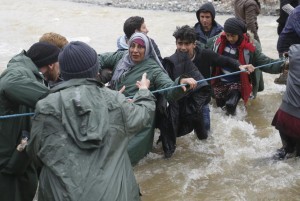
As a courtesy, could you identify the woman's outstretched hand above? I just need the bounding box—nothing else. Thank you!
[136,73,150,90]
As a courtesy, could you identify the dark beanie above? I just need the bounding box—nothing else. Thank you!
[59,41,99,81]
[26,42,60,68]
[196,2,216,21]
[224,17,247,36]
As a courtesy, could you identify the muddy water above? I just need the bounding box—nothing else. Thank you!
[1,0,299,200]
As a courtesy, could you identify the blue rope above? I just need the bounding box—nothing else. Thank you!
[0,112,35,119]
[127,59,285,98]
[0,59,285,119]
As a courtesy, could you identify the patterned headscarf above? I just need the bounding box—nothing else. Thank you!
[110,32,165,88]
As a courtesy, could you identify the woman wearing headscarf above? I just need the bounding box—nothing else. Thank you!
[272,44,300,160]
[98,32,197,165]
[207,17,284,115]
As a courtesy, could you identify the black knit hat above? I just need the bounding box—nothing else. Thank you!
[196,2,216,21]
[59,41,99,81]
[26,42,60,68]
[224,17,247,36]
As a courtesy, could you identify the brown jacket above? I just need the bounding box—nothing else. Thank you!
[234,0,261,43]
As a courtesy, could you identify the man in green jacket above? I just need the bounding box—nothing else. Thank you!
[0,42,60,201]
[27,41,156,201]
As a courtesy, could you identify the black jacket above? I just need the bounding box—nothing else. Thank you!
[156,51,210,143]
[193,44,240,80]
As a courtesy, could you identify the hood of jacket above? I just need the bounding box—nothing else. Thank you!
[196,2,216,22]
[3,50,44,81]
[37,79,109,149]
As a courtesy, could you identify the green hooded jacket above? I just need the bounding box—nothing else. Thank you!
[0,51,48,201]
[27,79,156,201]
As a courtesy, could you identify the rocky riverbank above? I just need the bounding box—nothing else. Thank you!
[68,0,280,15]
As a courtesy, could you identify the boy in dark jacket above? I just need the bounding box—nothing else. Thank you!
[194,2,223,47]
[158,25,254,158]
[117,16,162,61]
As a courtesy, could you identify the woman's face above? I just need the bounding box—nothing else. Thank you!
[225,33,239,45]
[129,41,146,64]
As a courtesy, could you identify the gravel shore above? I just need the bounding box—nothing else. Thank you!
[69,0,280,15]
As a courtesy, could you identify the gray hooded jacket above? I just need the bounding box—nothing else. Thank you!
[280,44,300,118]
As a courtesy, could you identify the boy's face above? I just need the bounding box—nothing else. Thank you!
[137,22,149,35]
[199,12,213,30]
[176,39,196,59]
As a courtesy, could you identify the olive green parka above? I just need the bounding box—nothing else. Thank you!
[27,79,156,201]
[0,51,49,201]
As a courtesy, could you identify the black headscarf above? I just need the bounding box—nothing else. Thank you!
[224,17,248,45]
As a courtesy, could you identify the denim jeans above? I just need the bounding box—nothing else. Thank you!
[202,104,210,132]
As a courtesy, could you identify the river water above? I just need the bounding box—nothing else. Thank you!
[1,0,299,200]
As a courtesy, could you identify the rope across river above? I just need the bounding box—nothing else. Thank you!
[0,59,285,119]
